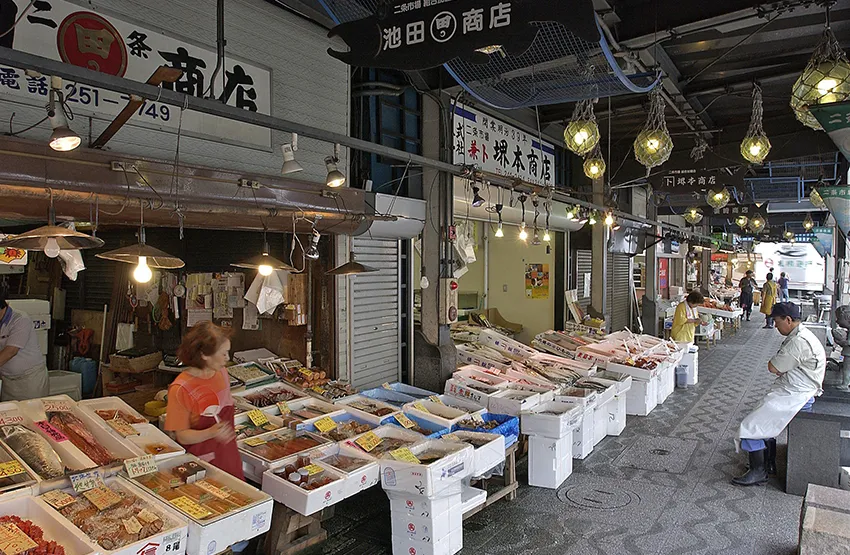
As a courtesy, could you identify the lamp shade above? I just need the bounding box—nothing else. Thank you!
[790,28,850,131]
[232,253,295,272]
[327,252,378,275]
[0,225,103,251]
[564,99,600,156]
[97,243,185,269]
[583,148,606,179]
[683,208,703,225]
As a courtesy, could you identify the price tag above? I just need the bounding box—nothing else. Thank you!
[41,399,73,413]
[313,417,337,434]
[311,386,326,394]
[382,382,392,390]
[123,516,143,535]
[394,414,416,429]
[41,490,76,510]
[0,461,25,479]
[276,401,291,415]
[301,464,324,476]
[70,470,101,493]
[0,523,38,555]
[243,437,267,447]
[412,402,429,414]
[137,509,160,524]
[428,396,444,405]
[0,412,24,426]
[124,455,158,479]
[35,420,68,443]
[170,495,213,520]
[83,486,122,511]
[107,418,140,437]
[354,431,382,453]
[299,368,314,378]
[194,480,230,499]
[247,409,269,427]
[390,447,420,464]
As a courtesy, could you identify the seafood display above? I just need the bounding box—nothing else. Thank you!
[234,421,280,440]
[274,455,338,490]
[319,420,372,442]
[53,483,176,550]
[318,453,372,473]
[291,407,329,420]
[274,364,330,390]
[311,381,358,401]
[94,409,147,424]
[144,443,182,456]
[358,437,417,458]
[240,431,323,462]
[457,418,499,431]
[134,471,253,520]
[241,386,302,408]
[227,363,273,385]
[343,400,394,417]
[0,425,64,479]
[0,515,66,555]
[444,434,492,448]
[46,412,117,466]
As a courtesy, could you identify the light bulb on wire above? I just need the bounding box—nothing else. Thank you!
[604,212,615,227]
[43,237,61,258]
[495,223,504,238]
[519,223,528,242]
[543,229,551,242]
[133,256,153,283]
[258,263,274,277]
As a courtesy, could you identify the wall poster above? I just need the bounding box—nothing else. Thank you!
[525,263,549,299]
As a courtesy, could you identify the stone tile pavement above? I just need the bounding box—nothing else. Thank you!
[319,318,808,555]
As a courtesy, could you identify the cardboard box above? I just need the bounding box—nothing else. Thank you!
[380,440,473,497]
[528,435,572,489]
[520,401,583,439]
[626,376,658,417]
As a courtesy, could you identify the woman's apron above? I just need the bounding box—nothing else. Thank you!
[1,362,49,401]
[761,283,777,315]
[184,403,244,479]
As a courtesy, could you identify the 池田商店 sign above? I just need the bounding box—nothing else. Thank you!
[0,0,271,148]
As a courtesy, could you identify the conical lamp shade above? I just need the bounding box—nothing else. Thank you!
[819,186,850,239]
[327,252,378,275]
[232,253,295,272]
[97,243,185,269]
[0,225,104,251]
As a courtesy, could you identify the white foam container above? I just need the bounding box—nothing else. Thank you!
[266,396,345,425]
[334,395,400,427]
[433,396,487,419]
[261,460,346,516]
[403,400,468,429]
[237,428,330,477]
[607,360,659,381]
[593,371,634,395]
[520,401,583,439]
[0,495,97,555]
[78,397,149,429]
[555,388,598,410]
[391,504,463,544]
[313,443,380,498]
[453,367,510,389]
[443,379,501,408]
[123,424,186,461]
[487,389,541,416]
[477,328,538,360]
[131,454,273,555]
[460,485,487,514]
[391,526,462,555]
[528,435,572,489]
[626,376,659,416]
[233,411,288,440]
[41,475,190,555]
[386,491,462,517]
[233,381,310,411]
[439,431,505,476]
[571,404,595,459]
[592,400,611,445]
[343,425,425,459]
[607,395,628,436]
[380,440,473,498]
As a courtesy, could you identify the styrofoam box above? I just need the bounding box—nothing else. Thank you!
[555,388,598,410]
[606,395,627,436]
[570,404,595,460]
[454,367,510,389]
[386,491,462,517]
[520,401,582,439]
[78,399,183,461]
[840,467,850,490]
[313,443,380,498]
[262,460,346,516]
[335,395,400,427]
[403,400,468,429]
[434,395,486,418]
[656,364,674,405]
[503,382,555,404]
[626,376,658,417]
[460,485,487,514]
[123,424,186,461]
[439,431,505,477]
[233,410,288,438]
[78,397,148,430]
[593,371,634,395]
[606,360,658,381]
[132,454,273,555]
[477,328,538,361]
[233,382,311,411]
[284,397,346,426]
[391,504,463,544]
[41,475,190,555]
[380,440,473,498]
[35,330,48,355]
[344,425,425,459]
[0,495,96,555]
[47,371,80,401]
[391,526,462,555]
[8,300,50,331]
[592,400,610,446]
[19,395,136,469]
[455,346,511,372]
[487,388,540,416]
[300,412,376,440]
[237,428,330,477]
[443,379,501,408]
[528,435,572,489]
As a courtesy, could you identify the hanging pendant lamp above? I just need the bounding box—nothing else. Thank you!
[749,213,767,234]
[706,187,731,210]
[583,145,606,179]
[683,207,703,225]
[735,215,749,230]
[327,251,378,275]
[634,88,673,172]
[810,187,826,208]
[0,191,103,257]
[803,213,815,231]
[232,229,295,275]
[741,84,772,164]
[790,4,850,130]
[564,99,600,156]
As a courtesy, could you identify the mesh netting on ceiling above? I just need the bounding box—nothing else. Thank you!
[317,1,660,109]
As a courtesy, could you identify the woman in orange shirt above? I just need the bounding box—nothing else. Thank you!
[164,321,244,479]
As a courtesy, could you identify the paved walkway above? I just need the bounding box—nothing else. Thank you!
[322,318,806,555]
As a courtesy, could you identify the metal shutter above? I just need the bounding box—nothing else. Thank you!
[575,249,593,312]
[606,253,632,332]
[350,237,401,390]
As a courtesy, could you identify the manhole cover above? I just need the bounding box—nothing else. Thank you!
[613,436,698,474]
[651,449,671,456]
[558,485,638,509]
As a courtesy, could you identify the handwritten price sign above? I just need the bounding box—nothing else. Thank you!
[41,399,73,413]
[0,523,38,555]
[124,455,158,479]
[246,409,269,427]
[41,490,76,510]
[313,417,337,434]
[354,431,382,453]
[390,447,420,464]
[35,420,68,443]
[394,414,416,429]
[170,495,213,520]
[70,470,101,493]
[0,461,26,479]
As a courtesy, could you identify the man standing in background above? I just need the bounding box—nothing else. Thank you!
[778,272,790,302]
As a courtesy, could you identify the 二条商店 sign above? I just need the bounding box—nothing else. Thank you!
[0,0,271,148]
[452,102,555,187]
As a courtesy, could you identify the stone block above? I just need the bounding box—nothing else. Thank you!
[800,506,850,554]
[805,484,850,515]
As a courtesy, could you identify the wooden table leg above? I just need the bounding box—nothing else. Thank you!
[264,502,327,555]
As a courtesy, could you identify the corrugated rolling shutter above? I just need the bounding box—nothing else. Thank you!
[575,250,592,312]
[606,253,632,332]
[350,237,401,390]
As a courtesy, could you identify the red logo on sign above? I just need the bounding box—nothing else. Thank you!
[136,542,159,555]
[409,548,416,555]
[324,491,332,501]
[57,12,128,76]
[360,475,367,484]
[406,500,414,509]
[407,523,415,533]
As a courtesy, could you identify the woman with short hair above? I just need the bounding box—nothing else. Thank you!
[761,273,778,329]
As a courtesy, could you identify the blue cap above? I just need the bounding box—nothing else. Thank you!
[770,302,801,320]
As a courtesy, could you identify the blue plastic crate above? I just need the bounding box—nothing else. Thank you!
[358,383,439,408]
[451,412,519,448]
[385,412,448,439]
[298,411,380,433]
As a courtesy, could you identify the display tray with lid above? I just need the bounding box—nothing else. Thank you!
[520,401,583,439]
[19,395,136,470]
[313,443,380,498]
[300,412,376,442]
[78,397,149,429]
[438,431,505,477]
[343,425,424,459]
[379,439,473,498]
[402,400,468,429]
[233,381,310,411]
[237,428,329,477]
[443,378,501,408]
[39,474,189,555]
[127,454,272,555]
[260,452,348,516]
[226,362,277,389]
[487,388,541,416]
[0,494,98,555]
[334,395,400,427]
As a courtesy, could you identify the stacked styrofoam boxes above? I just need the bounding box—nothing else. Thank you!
[593,372,633,436]
[679,345,699,385]
[382,440,474,555]
[606,361,659,417]
[520,401,583,488]
[554,389,597,459]
[575,378,617,446]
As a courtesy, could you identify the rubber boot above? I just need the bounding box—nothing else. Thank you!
[732,449,768,486]
[765,439,777,475]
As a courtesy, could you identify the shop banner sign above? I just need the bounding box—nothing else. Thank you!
[327,0,598,71]
[525,263,549,299]
[0,0,271,148]
[653,168,744,193]
[452,102,555,187]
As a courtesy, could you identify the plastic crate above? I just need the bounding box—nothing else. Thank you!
[451,412,519,448]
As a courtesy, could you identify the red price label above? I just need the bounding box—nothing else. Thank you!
[35,420,68,443]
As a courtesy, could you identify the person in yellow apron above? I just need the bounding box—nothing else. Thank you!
[671,291,705,345]
[0,292,49,401]
[761,273,778,329]
[733,303,826,486]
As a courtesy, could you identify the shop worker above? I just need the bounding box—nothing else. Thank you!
[0,291,49,401]
[671,291,705,345]
[761,272,778,329]
[733,302,825,486]
[739,270,757,321]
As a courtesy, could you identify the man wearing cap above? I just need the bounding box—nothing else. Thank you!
[0,291,49,401]
[733,302,826,486]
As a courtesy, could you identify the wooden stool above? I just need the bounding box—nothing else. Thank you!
[264,503,329,555]
[463,443,519,520]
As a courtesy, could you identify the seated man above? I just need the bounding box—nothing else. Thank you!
[733,302,826,486]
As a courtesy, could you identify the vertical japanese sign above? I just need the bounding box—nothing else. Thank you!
[525,263,549,299]
[452,102,555,187]
[0,0,271,148]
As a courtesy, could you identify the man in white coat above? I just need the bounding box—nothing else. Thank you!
[733,302,826,486]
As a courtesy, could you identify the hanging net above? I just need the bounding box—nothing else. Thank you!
[790,26,850,131]
[634,88,673,171]
[316,1,660,109]
[741,84,771,164]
